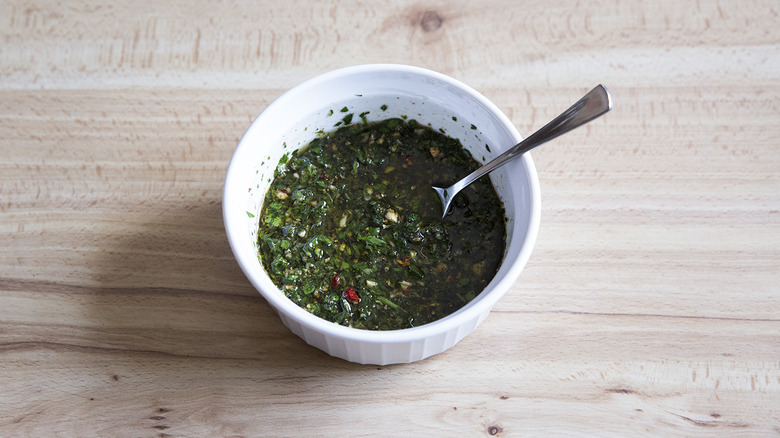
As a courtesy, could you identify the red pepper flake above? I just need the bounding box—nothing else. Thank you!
[402,289,413,295]
[343,287,360,304]
[331,274,341,289]
[396,256,411,267]
[318,172,327,180]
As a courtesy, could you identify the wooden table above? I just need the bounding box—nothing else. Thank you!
[2,1,778,436]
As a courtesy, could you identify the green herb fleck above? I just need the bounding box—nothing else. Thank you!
[470,124,477,130]
[246,211,255,218]
[377,296,400,310]
[340,106,349,113]
[358,236,387,246]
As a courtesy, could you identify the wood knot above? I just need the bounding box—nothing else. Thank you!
[488,425,503,435]
[420,11,443,32]
[606,388,635,394]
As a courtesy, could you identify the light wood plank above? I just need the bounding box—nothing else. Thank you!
[1,0,778,436]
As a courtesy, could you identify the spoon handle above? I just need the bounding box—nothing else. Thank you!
[450,85,613,193]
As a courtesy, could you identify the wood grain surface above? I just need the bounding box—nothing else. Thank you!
[1,0,779,436]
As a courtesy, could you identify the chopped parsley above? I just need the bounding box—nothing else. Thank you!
[257,117,505,330]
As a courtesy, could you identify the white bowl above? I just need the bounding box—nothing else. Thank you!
[223,64,540,365]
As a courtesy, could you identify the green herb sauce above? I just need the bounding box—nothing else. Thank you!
[257,117,506,330]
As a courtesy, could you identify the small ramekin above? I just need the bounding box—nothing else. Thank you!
[223,64,540,365]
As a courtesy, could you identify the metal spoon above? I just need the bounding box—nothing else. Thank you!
[433,84,613,217]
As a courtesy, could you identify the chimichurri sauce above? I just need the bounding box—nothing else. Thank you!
[257,117,506,330]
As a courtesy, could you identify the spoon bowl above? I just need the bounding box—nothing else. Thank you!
[434,85,613,217]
